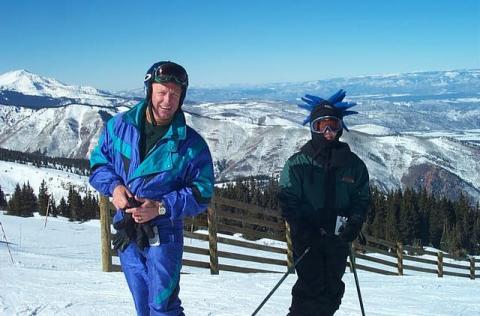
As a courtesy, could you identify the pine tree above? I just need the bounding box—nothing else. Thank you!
[417,188,432,245]
[384,189,402,242]
[49,196,58,217]
[472,205,480,254]
[67,186,82,221]
[428,196,444,249]
[369,187,387,239]
[456,194,474,254]
[20,182,37,217]
[58,197,69,218]
[38,179,50,216]
[81,190,99,221]
[7,184,22,216]
[398,188,421,245]
[0,185,7,209]
[92,194,100,219]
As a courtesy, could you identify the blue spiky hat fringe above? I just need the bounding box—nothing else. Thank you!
[298,89,358,131]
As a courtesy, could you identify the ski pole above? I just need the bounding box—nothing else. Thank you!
[0,220,14,264]
[251,246,310,316]
[349,248,365,316]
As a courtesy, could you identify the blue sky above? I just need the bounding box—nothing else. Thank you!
[1,0,479,91]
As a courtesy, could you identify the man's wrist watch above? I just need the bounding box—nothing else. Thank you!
[157,202,166,216]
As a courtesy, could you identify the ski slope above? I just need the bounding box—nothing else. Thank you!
[1,212,479,315]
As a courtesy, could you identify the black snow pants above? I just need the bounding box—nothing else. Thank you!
[288,234,350,316]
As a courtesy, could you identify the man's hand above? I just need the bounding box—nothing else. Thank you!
[112,185,134,210]
[125,197,162,224]
[339,217,363,243]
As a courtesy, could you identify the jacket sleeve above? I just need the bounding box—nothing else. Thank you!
[347,159,370,224]
[88,120,124,197]
[161,139,215,220]
[278,155,303,222]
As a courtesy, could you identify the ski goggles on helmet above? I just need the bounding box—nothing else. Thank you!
[152,62,188,87]
[310,116,343,134]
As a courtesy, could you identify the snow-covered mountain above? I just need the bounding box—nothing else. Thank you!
[186,102,480,202]
[182,69,480,102]
[0,69,479,202]
[0,104,110,158]
[0,69,137,108]
[123,69,480,132]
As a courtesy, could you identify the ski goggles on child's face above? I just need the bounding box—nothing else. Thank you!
[310,116,343,134]
[153,63,188,87]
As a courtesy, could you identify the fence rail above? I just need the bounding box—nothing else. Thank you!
[99,196,478,280]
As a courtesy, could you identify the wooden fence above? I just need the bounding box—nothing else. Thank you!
[99,196,479,279]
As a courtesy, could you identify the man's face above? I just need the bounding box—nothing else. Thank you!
[150,82,182,124]
[323,129,338,141]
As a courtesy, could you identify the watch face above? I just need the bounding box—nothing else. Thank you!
[158,204,166,215]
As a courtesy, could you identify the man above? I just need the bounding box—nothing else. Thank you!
[89,61,214,316]
[278,90,370,316]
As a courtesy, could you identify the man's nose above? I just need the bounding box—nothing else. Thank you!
[164,92,175,104]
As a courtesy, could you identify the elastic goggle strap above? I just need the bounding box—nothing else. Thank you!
[310,116,342,134]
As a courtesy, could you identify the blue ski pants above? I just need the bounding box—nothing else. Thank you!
[118,228,184,316]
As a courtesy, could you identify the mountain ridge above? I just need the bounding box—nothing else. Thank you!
[0,69,479,202]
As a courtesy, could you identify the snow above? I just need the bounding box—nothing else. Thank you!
[0,160,90,202]
[349,124,394,135]
[0,70,101,100]
[1,212,479,316]
[0,70,136,108]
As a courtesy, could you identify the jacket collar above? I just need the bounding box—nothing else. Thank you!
[123,100,187,140]
[301,140,353,168]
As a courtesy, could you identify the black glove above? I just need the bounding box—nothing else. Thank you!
[112,228,131,252]
[338,217,363,243]
[135,223,156,250]
[112,212,135,252]
[142,223,155,239]
[289,220,327,249]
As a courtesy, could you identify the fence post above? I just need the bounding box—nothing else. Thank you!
[470,257,475,280]
[207,205,219,275]
[100,195,112,272]
[285,221,294,272]
[437,251,443,278]
[396,242,403,276]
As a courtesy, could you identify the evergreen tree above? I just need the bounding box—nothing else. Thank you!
[472,205,480,254]
[49,196,58,217]
[398,188,421,245]
[7,184,22,216]
[38,179,50,216]
[384,189,401,242]
[428,198,444,248]
[80,190,99,221]
[0,185,7,209]
[21,182,37,217]
[92,194,100,219]
[456,194,474,254]
[58,197,69,218]
[369,187,387,239]
[67,186,82,221]
[417,188,432,245]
